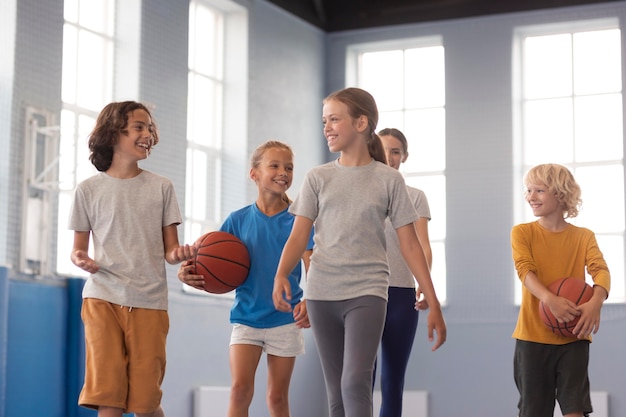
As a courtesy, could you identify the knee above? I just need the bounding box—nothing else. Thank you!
[266,389,289,412]
[230,382,254,406]
[135,406,164,417]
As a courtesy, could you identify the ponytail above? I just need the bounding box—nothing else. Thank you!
[368,132,387,164]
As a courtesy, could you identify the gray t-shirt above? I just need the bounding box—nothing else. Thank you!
[290,159,418,301]
[384,186,431,288]
[68,170,182,310]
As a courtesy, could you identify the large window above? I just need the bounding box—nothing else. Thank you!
[184,0,248,296]
[185,0,225,242]
[56,0,115,276]
[348,38,447,303]
[514,19,625,303]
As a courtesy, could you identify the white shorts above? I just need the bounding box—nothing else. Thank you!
[230,323,305,357]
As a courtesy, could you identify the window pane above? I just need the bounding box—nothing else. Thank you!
[404,46,445,108]
[189,74,219,147]
[523,98,573,164]
[574,94,623,162]
[77,115,96,180]
[57,193,82,276]
[518,24,624,304]
[403,108,445,172]
[574,165,625,233]
[79,0,112,34]
[361,50,404,111]
[193,4,218,76]
[573,29,622,95]
[77,30,112,110]
[190,149,208,220]
[64,0,78,23]
[59,110,76,190]
[62,25,78,104]
[378,111,404,133]
[524,34,572,99]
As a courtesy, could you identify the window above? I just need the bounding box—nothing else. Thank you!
[514,19,625,303]
[184,0,248,296]
[56,0,115,276]
[348,38,447,303]
[186,0,225,242]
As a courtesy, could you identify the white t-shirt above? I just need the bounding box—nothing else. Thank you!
[68,170,182,310]
[289,159,418,301]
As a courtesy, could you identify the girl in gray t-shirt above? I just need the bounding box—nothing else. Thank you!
[272,88,447,417]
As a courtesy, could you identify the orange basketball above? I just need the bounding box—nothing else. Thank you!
[192,231,250,294]
[539,277,593,338]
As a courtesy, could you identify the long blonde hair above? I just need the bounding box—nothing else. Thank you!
[323,87,386,164]
[250,140,294,204]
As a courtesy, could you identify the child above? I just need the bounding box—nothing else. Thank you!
[376,127,432,417]
[511,163,610,417]
[69,101,196,417]
[178,140,314,417]
[272,87,446,417]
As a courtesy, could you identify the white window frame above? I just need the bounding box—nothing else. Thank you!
[513,18,625,304]
[184,0,248,297]
[347,37,448,304]
[56,0,116,277]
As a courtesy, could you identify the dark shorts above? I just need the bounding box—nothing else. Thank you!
[514,339,591,417]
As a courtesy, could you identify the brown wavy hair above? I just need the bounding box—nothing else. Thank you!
[88,101,159,172]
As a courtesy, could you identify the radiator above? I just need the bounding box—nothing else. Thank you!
[373,390,428,417]
[194,386,230,417]
[195,387,428,417]
[554,391,608,417]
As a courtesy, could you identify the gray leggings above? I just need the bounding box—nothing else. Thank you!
[308,296,387,417]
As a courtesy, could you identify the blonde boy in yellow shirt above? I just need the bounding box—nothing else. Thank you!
[511,163,610,417]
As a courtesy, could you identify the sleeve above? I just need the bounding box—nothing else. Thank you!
[413,188,431,220]
[68,185,91,232]
[162,180,182,227]
[388,173,419,230]
[586,232,611,295]
[289,171,319,221]
[511,224,536,283]
[219,215,235,235]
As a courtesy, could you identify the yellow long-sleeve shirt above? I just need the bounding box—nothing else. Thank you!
[511,221,610,345]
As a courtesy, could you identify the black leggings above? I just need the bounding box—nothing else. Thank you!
[308,296,387,417]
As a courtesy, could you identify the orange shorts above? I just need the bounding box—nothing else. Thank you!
[79,298,169,413]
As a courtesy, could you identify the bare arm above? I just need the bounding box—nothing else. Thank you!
[70,231,99,274]
[415,217,432,270]
[163,224,197,265]
[273,216,314,312]
[414,217,432,309]
[396,223,446,351]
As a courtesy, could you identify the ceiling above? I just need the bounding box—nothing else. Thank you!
[266,0,622,32]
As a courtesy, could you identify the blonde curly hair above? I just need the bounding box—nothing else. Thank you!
[524,163,582,219]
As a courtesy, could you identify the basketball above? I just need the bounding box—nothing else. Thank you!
[192,231,250,294]
[539,277,594,338]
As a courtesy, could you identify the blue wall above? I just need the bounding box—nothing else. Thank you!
[0,268,95,417]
